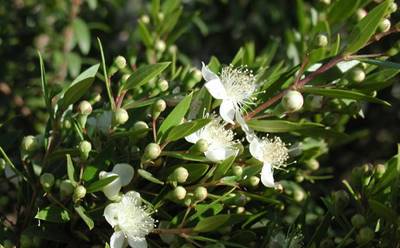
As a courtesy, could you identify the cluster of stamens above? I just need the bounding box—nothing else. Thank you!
[259,136,289,168]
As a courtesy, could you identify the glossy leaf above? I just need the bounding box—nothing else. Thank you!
[74,205,94,230]
[138,169,164,185]
[213,155,236,180]
[122,62,170,90]
[165,119,210,142]
[86,175,118,193]
[35,206,70,223]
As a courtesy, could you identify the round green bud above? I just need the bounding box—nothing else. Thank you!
[168,45,177,54]
[389,2,398,13]
[375,163,386,177]
[20,234,31,248]
[144,143,161,160]
[236,206,245,214]
[293,189,305,202]
[192,69,202,82]
[132,121,149,139]
[195,139,208,153]
[356,9,367,21]
[282,90,304,112]
[0,158,6,172]
[40,173,55,191]
[79,140,92,158]
[351,214,366,229]
[113,108,129,125]
[170,167,189,183]
[295,172,304,183]
[319,0,331,5]
[78,100,92,115]
[157,79,169,92]
[232,165,243,177]
[350,68,365,83]
[379,18,391,33]
[315,34,328,47]
[21,135,38,152]
[275,182,284,193]
[114,55,127,69]
[386,47,399,56]
[140,15,150,24]
[361,163,373,176]
[356,227,374,244]
[248,176,260,187]
[157,12,165,21]
[93,93,101,102]
[305,158,320,171]
[60,180,74,197]
[155,40,166,52]
[73,185,86,202]
[153,99,167,113]
[333,190,349,209]
[172,186,186,200]
[62,119,72,129]
[194,186,208,201]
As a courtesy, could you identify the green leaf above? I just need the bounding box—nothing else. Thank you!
[359,58,400,69]
[345,0,391,54]
[161,151,208,162]
[138,20,153,48]
[368,199,397,224]
[157,93,193,141]
[355,68,400,90]
[165,119,210,142]
[247,120,324,133]
[213,155,236,180]
[97,38,115,109]
[35,206,70,223]
[38,52,51,118]
[67,52,82,78]
[73,18,91,55]
[66,154,77,186]
[86,176,118,193]
[328,0,360,25]
[372,155,399,194]
[302,87,390,106]
[138,169,164,185]
[194,214,247,232]
[122,62,170,90]
[57,64,100,111]
[74,205,94,230]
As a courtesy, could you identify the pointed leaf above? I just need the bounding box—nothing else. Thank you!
[122,62,170,90]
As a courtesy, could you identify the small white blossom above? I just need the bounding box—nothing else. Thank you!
[99,163,134,201]
[201,62,257,124]
[185,116,238,162]
[249,136,289,187]
[104,191,155,248]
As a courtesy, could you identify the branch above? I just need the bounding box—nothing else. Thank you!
[152,228,193,234]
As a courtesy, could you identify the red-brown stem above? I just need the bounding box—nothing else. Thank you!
[245,91,287,120]
[152,118,157,142]
[115,90,127,109]
[294,56,309,87]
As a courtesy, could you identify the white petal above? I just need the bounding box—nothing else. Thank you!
[235,111,252,134]
[102,172,122,201]
[261,162,275,188]
[205,78,227,100]
[185,130,201,144]
[201,62,219,81]
[249,139,264,162]
[110,231,127,248]
[219,100,236,124]
[127,236,147,248]
[205,147,236,162]
[112,163,134,186]
[121,191,142,206]
[104,203,120,227]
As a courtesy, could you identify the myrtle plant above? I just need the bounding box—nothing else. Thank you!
[1,0,400,248]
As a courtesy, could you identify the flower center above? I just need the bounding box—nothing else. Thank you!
[201,118,236,148]
[118,203,155,238]
[260,137,289,168]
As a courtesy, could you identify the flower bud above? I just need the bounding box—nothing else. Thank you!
[157,79,169,92]
[305,158,320,171]
[144,143,161,160]
[93,93,102,102]
[192,69,202,82]
[350,68,365,83]
[232,165,243,177]
[319,0,330,4]
[155,40,166,52]
[315,34,328,47]
[295,172,304,183]
[152,99,166,119]
[282,90,304,112]
[113,108,129,125]
[157,12,165,21]
[73,185,86,203]
[60,180,74,198]
[356,9,367,21]
[168,45,177,54]
[21,135,38,152]
[374,163,386,177]
[114,55,127,70]
[132,121,149,139]
[351,214,366,229]
[0,158,6,173]
[379,18,391,33]
[293,189,305,202]
[40,173,55,191]
[140,15,150,24]
[194,139,208,153]
[172,186,186,200]
[247,176,260,187]
[78,100,92,115]
[62,119,72,129]
[356,227,374,244]
[79,140,92,160]
[389,2,398,13]
[194,186,208,201]
[169,167,189,183]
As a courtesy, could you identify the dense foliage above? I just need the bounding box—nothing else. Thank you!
[1,0,400,247]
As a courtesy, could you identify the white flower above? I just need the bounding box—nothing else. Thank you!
[201,62,257,124]
[249,136,289,187]
[99,163,134,201]
[185,117,238,162]
[104,191,155,248]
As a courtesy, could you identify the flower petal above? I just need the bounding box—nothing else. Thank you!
[201,62,219,81]
[185,130,201,144]
[205,147,236,162]
[205,78,227,100]
[219,100,236,124]
[127,236,147,248]
[101,172,122,201]
[249,138,264,162]
[104,203,120,227]
[112,163,134,186]
[121,191,142,206]
[261,162,275,188]
[235,111,255,142]
[110,231,127,248]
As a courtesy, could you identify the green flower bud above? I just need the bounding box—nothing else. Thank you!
[305,158,320,171]
[172,186,186,200]
[78,100,92,115]
[232,165,243,177]
[73,185,86,203]
[0,158,6,173]
[389,2,398,13]
[351,214,366,229]
[282,90,304,112]
[356,9,367,21]
[356,227,374,244]
[293,189,305,202]
[152,99,166,119]
[60,180,74,198]
[379,18,391,33]
[361,163,373,176]
[295,172,304,183]
[319,0,330,5]
[375,163,386,177]
[149,88,161,98]
[194,139,208,153]
[93,93,102,102]
[79,140,92,160]
[144,143,161,160]
[194,186,208,201]
[350,68,365,83]
[155,40,166,52]
[168,45,177,54]
[140,15,150,24]
[114,55,127,69]
[40,173,55,191]
[157,12,165,21]
[192,69,202,82]
[21,135,38,152]
[247,176,260,187]
[169,167,189,183]
[315,34,328,47]
[275,182,284,193]
[62,119,72,129]
[236,206,245,214]
[157,79,169,92]
[113,108,129,125]
[132,121,149,139]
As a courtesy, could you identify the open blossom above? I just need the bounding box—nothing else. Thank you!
[201,62,257,124]
[104,191,155,248]
[99,163,134,201]
[185,117,238,162]
[249,136,289,187]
